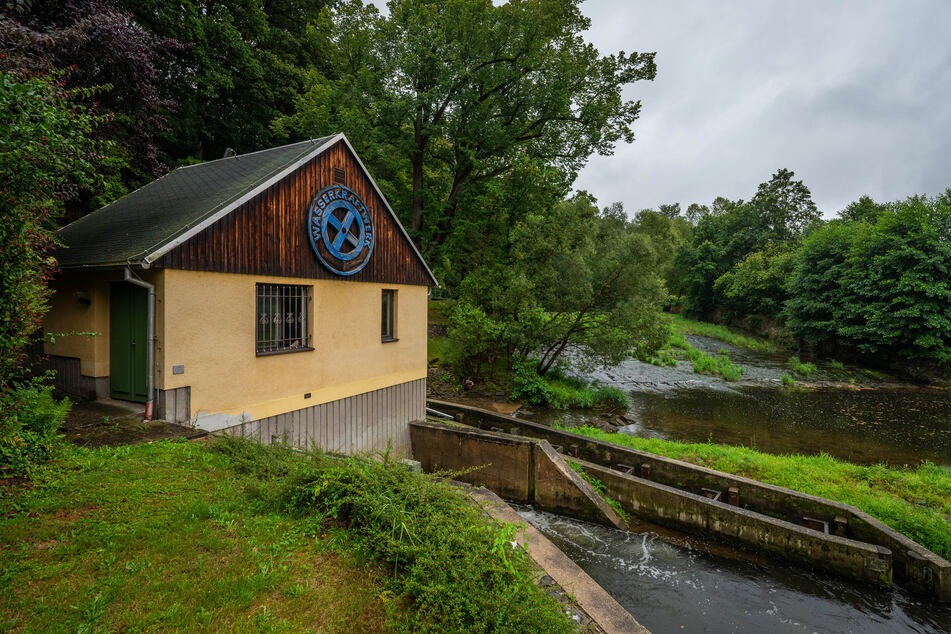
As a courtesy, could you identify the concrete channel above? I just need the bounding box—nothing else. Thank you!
[424,399,951,601]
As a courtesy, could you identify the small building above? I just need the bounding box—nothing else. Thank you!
[42,134,437,455]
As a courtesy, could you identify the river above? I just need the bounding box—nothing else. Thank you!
[526,335,951,466]
[515,505,951,633]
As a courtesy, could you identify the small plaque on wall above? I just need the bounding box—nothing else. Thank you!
[172,365,185,375]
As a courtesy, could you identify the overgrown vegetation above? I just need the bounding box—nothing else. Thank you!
[0,384,70,477]
[565,426,951,561]
[669,314,775,352]
[211,436,575,633]
[787,356,818,378]
[668,334,744,381]
[567,461,628,521]
[510,358,630,410]
[1,438,575,632]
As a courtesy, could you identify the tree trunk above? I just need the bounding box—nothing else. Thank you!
[411,116,425,232]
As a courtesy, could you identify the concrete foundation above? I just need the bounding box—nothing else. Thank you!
[409,421,626,530]
[429,399,951,600]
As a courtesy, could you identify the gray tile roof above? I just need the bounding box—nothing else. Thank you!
[55,136,336,268]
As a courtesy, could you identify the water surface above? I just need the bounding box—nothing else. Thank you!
[516,506,951,634]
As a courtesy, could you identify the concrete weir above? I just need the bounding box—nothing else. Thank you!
[409,421,626,530]
[426,399,951,601]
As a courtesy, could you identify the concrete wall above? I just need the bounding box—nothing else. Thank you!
[161,269,428,429]
[429,399,951,601]
[409,421,626,530]
[574,457,892,587]
[222,378,426,457]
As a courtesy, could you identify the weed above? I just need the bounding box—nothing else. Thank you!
[669,314,775,352]
[788,356,818,377]
[829,360,845,370]
[780,374,795,387]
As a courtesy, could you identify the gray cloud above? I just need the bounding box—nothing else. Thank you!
[369,0,950,216]
[575,0,951,216]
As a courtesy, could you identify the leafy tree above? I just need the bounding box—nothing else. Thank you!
[839,194,884,223]
[120,0,332,162]
[0,72,105,394]
[784,220,854,345]
[713,245,795,318]
[9,0,180,213]
[837,193,951,362]
[750,168,821,242]
[451,195,668,377]
[631,207,692,298]
[277,0,657,266]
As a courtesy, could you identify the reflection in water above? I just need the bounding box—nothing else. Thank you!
[515,506,951,634]
[533,336,951,466]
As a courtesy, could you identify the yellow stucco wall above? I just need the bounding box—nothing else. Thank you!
[43,270,162,377]
[160,269,428,425]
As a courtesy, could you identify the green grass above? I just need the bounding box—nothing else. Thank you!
[788,356,818,377]
[563,426,951,561]
[0,440,394,632]
[0,439,574,633]
[829,360,845,370]
[780,373,796,387]
[669,333,744,381]
[669,314,775,352]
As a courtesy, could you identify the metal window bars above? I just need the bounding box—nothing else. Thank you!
[255,283,310,354]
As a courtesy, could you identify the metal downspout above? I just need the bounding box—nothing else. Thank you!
[124,268,155,422]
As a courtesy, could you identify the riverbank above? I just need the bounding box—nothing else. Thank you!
[564,425,951,561]
[0,439,575,632]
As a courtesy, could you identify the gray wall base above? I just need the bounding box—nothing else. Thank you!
[220,378,426,457]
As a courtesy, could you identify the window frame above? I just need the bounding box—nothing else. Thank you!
[255,283,314,356]
[381,289,397,342]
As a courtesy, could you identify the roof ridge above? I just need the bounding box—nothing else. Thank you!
[176,137,331,171]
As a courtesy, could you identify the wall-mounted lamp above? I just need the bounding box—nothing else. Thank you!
[74,291,91,306]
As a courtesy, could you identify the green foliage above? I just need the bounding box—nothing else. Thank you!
[787,356,817,377]
[667,332,744,381]
[510,358,556,406]
[669,314,774,351]
[675,169,818,317]
[510,358,629,410]
[713,245,795,318]
[787,192,951,365]
[453,195,669,380]
[567,461,628,520]
[222,442,575,633]
[565,426,951,561]
[0,383,70,477]
[0,72,104,393]
[829,360,845,370]
[779,373,795,387]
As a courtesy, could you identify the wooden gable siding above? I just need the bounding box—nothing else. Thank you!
[157,141,433,286]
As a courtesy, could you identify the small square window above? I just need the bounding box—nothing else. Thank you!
[256,283,311,355]
[381,289,397,341]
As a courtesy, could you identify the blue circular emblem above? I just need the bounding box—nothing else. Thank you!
[308,185,375,275]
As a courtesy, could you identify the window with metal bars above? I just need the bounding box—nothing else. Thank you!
[255,284,311,355]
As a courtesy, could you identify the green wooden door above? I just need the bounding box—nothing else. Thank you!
[110,283,148,402]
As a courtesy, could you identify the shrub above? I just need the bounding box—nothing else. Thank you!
[780,373,795,387]
[592,386,630,410]
[829,360,845,370]
[289,450,572,632]
[788,356,817,377]
[0,383,70,477]
[510,358,555,406]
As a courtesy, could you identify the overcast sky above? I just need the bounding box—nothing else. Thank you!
[372,1,951,217]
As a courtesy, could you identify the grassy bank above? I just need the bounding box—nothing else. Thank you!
[0,439,574,632]
[669,314,775,352]
[564,426,951,560]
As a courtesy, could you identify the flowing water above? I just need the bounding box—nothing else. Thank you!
[515,506,951,634]
[526,336,951,466]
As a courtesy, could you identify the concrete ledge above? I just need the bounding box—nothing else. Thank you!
[409,420,626,530]
[470,487,649,634]
[428,399,951,600]
[573,457,893,587]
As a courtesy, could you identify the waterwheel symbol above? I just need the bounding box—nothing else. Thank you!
[323,205,365,261]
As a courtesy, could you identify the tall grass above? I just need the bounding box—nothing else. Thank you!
[212,437,575,633]
[563,426,951,561]
[788,356,818,377]
[669,314,775,352]
[669,333,744,381]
